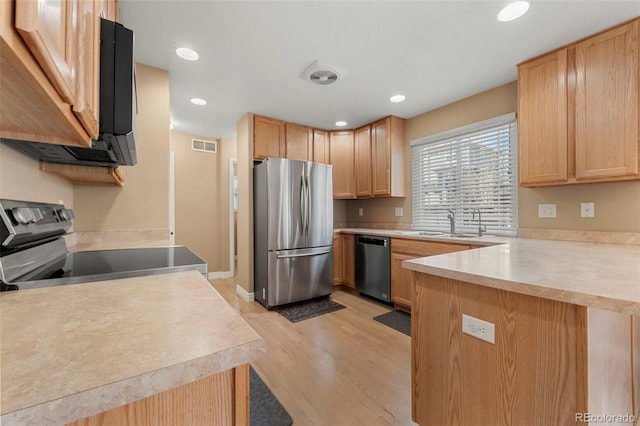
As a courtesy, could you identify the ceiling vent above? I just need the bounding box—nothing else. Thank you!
[301,60,342,85]
[191,138,217,154]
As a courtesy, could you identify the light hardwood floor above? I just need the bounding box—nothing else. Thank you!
[209,277,414,426]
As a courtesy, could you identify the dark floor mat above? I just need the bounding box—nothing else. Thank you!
[373,310,411,336]
[250,366,293,426]
[274,297,346,323]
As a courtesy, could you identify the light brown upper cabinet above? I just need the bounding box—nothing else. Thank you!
[285,122,313,161]
[0,0,102,146]
[371,116,406,197]
[73,0,100,139]
[518,50,568,184]
[518,18,639,187]
[15,0,101,140]
[97,0,119,21]
[575,21,638,180]
[355,125,372,197]
[329,130,356,199]
[312,129,330,164]
[15,0,79,106]
[254,115,285,160]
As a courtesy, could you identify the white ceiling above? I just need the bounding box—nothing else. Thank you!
[119,1,640,140]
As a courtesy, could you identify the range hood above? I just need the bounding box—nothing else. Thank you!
[1,18,137,168]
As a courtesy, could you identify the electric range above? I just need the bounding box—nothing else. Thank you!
[0,199,207,291]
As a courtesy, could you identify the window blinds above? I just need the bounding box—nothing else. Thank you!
[411,113,518,236]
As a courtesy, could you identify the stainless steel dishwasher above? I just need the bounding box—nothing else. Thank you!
[355,234,391,303]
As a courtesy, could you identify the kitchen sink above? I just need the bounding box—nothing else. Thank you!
[395,230,483,238]
[396,230,445,236]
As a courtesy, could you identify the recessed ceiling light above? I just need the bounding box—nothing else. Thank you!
[176,47,199,61]
[497,1,530,22]
[389,94,406,103]
[335,121,348,127]
[190,98,207,106]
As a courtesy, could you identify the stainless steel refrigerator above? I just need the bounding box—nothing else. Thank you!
[254,158,334,308]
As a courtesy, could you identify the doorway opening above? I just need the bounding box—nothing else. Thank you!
[229,157,238,276]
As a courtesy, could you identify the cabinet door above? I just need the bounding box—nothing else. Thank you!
[517,50,568,185]
[390,238,473,311]
[73,0,99,139]
[575,20,639,180]
[313,129,330,164]
[355,125,372,197]
[371,116,405,197]
[15,0,78,105]
[391,252,414,308]
[342,234,355,288]
[285,123,313,161]
[254,115,285,160]
[371,117,391,196]
[329,131,356,199]
[333,235,343,285]
[97,0,119,22]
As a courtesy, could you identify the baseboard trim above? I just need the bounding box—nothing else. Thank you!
[236,285,255,302]
[208,271,234,279]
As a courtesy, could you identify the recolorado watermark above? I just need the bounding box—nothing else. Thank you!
[575,413,637,423]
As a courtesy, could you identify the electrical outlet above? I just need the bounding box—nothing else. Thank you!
[538,204,557,218]
[395,207,403,217]
[358,208,364,217]
[462,314,495,344]
[580,202,595,218]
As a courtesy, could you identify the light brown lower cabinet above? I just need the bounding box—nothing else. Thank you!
[68,364,249,426]
[412,274,639,426]
[333,234,343,286]
[391,238,474,311]
[333,233,354,288]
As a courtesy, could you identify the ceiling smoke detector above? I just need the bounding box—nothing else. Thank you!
[301,60,342,86]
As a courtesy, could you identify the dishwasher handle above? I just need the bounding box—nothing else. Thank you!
[355,235,388,247]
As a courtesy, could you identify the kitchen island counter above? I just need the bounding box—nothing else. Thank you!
[0,270,265,425]
[402,236,639,424]
[402,236,640,315]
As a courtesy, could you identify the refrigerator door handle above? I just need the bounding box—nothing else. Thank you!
[304,175,310,234]
[299,175,306,234]
[276,248,331,259]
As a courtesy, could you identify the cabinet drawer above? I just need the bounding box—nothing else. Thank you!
[391,238,472,257]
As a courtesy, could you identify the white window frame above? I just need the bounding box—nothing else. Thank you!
[410,113,518,236]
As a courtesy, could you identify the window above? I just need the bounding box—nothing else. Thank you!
[411,113,518,236]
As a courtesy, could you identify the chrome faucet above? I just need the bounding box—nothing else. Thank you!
[472,208,486,236]
[446,209,456,234]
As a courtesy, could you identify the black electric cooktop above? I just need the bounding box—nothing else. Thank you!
[11,246,208,290]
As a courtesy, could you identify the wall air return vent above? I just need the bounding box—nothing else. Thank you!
[300,60,343,86]
[191,138,218,153]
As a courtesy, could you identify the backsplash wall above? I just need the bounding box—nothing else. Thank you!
[73,63,171,235]
[0,144,74,207]
[345,80,640,233]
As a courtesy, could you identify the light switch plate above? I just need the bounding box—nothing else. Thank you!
[395,207,403,217]
[358,208,364,217]
[580,202,595,218]
[538,204,557,218]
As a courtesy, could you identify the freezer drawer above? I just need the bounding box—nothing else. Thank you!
[255,246,333,308]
